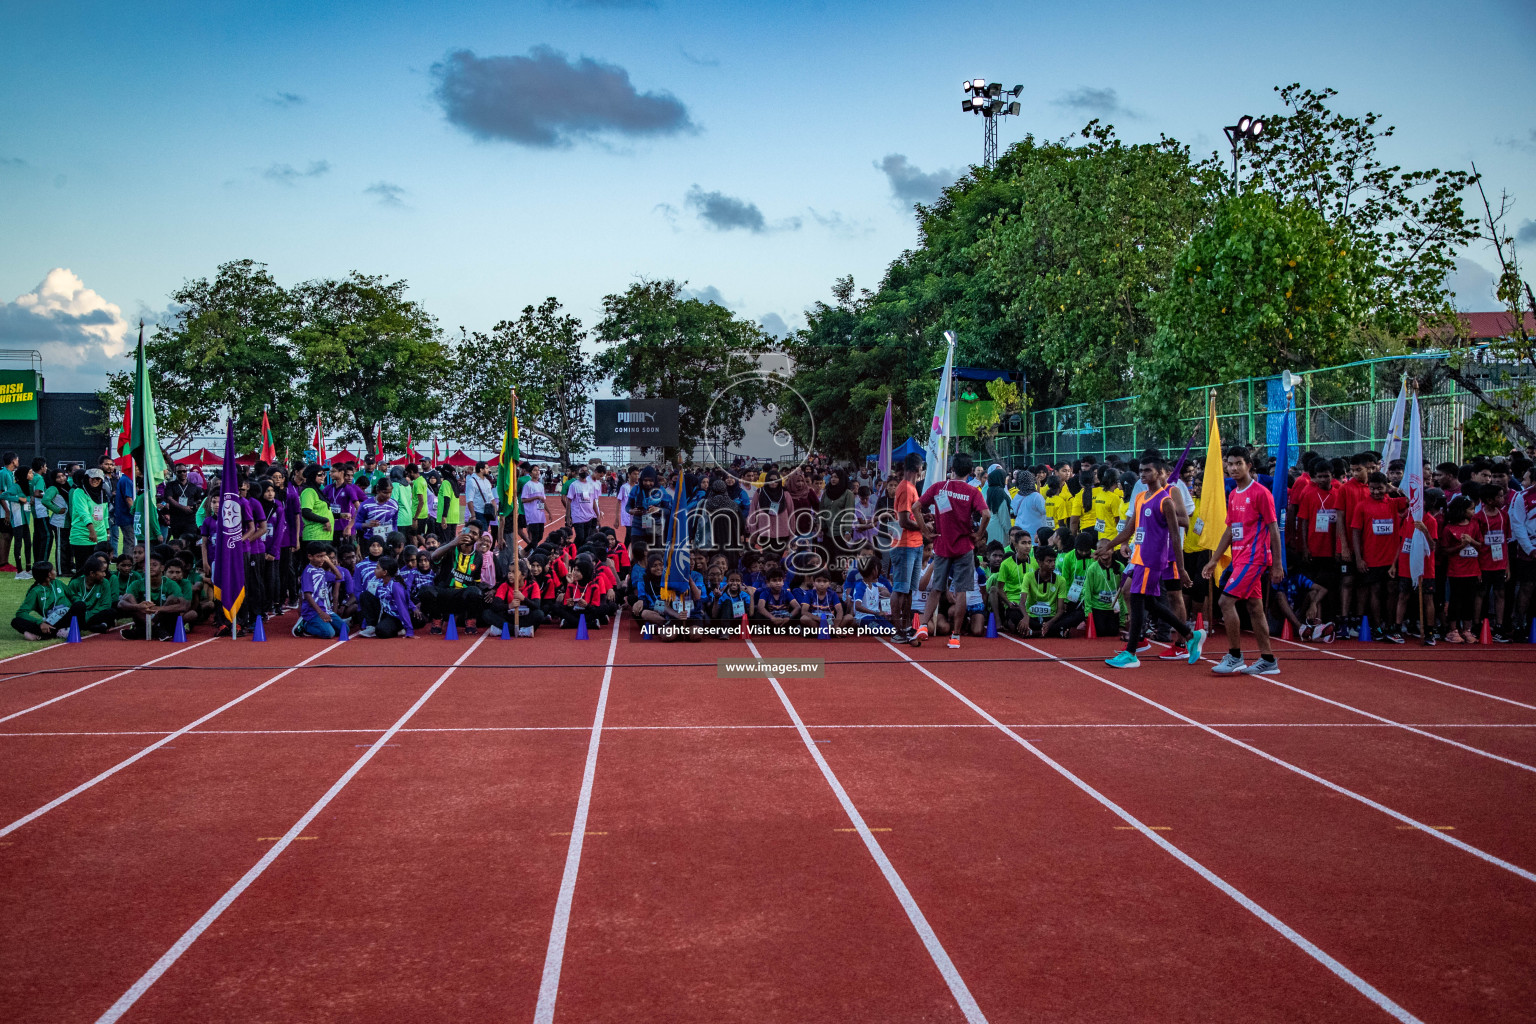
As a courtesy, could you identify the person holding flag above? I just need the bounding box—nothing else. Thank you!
[210,419,246,636]
[125,322,166,639]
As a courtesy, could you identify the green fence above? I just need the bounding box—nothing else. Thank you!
[1021,349,1534,469]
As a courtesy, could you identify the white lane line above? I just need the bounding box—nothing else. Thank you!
[880,641,1423,1024]
[533,618,623,1024]
[92,632,491,1024]
[0,642,343,839]
[753,637,988,1024]
[1001,635,1536,885]
[0,637,218,724]
[1248,676,1536,774]
[9,722,1536,739]
[1274,638,1536,711]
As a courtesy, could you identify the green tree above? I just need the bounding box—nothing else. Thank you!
[1137,191,1391,433]
[290,273,451,453]
[456,298,601,467]
[105,259,303,453]
[593,280,773,462]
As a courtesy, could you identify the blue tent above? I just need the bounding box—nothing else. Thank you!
[867,436,924,462]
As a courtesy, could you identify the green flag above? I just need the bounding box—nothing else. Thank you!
[129,325,165,540]
[495,396,519,520]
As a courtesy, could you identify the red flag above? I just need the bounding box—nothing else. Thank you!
[258,409,277,463]
[114,397,133,470]
[406,427,413,461]
[375,425,384,463]
[432,439,439,467]
[312,414,328,465]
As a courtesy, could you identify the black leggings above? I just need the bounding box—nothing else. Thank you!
[1127,592,1191,649]
[32,519,51,565]
[481,604,549,630]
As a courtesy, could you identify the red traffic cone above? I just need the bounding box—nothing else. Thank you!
[1195,611,1204,631]
[912,612,922,631]
[1086,612,1097,639]
[740,612,750,638]
[1479,618,1492,645]
[1281,619,1295,641]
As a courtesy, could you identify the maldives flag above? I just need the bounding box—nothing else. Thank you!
[311,414,327,465]
[258,409,277,463]
[375,425,384,463]
[114,396,134,471]
[432,439,440,468]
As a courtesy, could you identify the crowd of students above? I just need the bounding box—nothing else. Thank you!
[6,444,1535,666]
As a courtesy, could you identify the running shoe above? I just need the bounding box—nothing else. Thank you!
[517,626,535,638]
[1424,632,1437,647]
[1444,629,1464,644]
[1386,629,1405,645]
[947,635,960,649]
[1241,657,1280,676]
[1186,628,1206,664]
[14,571,31,581]
[291,622,304,638]
[1211,653,1247,675]
[1135,640,1153,654]
[1157,644,1188,661]
[1492,630,1511,644]
[358,626,377,638]
[1105,650,1141,669]
[1317,622,1336,644]
[915,624,930,640]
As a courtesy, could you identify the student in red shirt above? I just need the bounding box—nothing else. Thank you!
[1336,452,1373,635]
[1393,507,1439,646]
[1473,482,1512,642]
[1294,461,1345,595]
[1349,471,1408,642]
[1439,496,1485,643]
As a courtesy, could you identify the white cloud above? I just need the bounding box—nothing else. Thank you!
[0,268,131,391]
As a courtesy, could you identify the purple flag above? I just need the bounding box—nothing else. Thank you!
[211,418,246,630]
[878,397,893,477]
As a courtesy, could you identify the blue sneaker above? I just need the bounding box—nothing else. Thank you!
[1186,628,1206,665]
[1104,650,1141,669]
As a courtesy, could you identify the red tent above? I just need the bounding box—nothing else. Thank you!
[173,447,221,467]
[237,451,259,466]
[329,450,365,466]
[389,450,426,466]
[441,449,478,467]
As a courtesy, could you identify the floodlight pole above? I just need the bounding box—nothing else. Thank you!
[984,116,999,169]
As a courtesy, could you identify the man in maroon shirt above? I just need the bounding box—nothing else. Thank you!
[918,453,990,649]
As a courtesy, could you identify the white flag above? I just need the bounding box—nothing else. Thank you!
[1382,379,1408,468]
[1405,391,1428,584]
[924,330,957,492]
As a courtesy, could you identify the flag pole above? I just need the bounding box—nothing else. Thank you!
[1412,377,1430,647]
[141,449,151,643]
[510,388,521,638]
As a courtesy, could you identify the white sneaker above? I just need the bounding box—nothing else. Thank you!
[1211,653,1247,675]
[488,626,503,638]
[358,626,377,638]
[517,626,535,638]
[15,571,31,580]
[1240,657,1280,676]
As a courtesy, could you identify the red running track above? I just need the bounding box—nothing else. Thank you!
[0,624,1532,1022]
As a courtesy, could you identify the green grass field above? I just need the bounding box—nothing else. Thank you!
[0,572,65,660]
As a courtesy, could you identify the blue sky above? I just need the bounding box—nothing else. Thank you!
[2,0,1533,394]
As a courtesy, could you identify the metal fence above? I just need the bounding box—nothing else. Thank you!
[1020,349,1535,468]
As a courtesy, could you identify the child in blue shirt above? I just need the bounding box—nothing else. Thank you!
[294,542,345,639]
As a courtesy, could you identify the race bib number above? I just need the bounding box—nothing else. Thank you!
[1066,580,1084,603]
[878,596,891,614]
[1314,510,1334,532]
[1460,546,1477,559]
[1371,519,1394,536]
[669,596,684,613]
[1133,527,1146,546]
[1487,530,1505,560]
[1028,602,1052,617]
[1044,517,1055,527]
[1193,517,1204,535]
[730,597,746,617]
[1095,518,1106,533]
[45,603,71,625]
[1096,590,1114,605]
[933,489,954,514]
[1230,523,1245,542]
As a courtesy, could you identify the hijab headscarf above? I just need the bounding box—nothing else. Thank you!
[1015,470,1037,496]
[824,466,849,502]
[785,468,816,506]
[986,467,1010,517]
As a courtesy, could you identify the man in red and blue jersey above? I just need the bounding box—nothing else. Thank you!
[1202,447,1284,675]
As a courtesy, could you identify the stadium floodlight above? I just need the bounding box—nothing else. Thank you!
[961,78,1024,166]
[1222,112,1267,191]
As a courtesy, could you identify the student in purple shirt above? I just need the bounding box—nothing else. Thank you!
[325,466,367,538]
[257,478,286,618]
[354,535,384,594]
[359,554,416,638]
[356,479,399,544]
[294,541,346,638]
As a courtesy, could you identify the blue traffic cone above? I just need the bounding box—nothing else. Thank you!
[172,617,186,643]
[1358,615,1372,643]
[503,617,515,638]
[253,616,267,642]
[445,615,458,640]
[574,614,589,640]
[337,619,349,642]
[1528,617,1536,645]
[986,612,998,638]
[819,612,829,637]
[66,616,82,643]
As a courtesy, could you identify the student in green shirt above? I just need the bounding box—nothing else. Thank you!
[390,469,413,530]
[298,465,335,543]
[1043,545,1127,638]
[990,534,1033,635]
[407,463,430,532]
[65,555,119,632]
[1020,547,1065,636]
[437,470,462,540]
[11,560,73,639]
[117,554,191,640]
[0,451,21,573]
[68,469,111,571]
